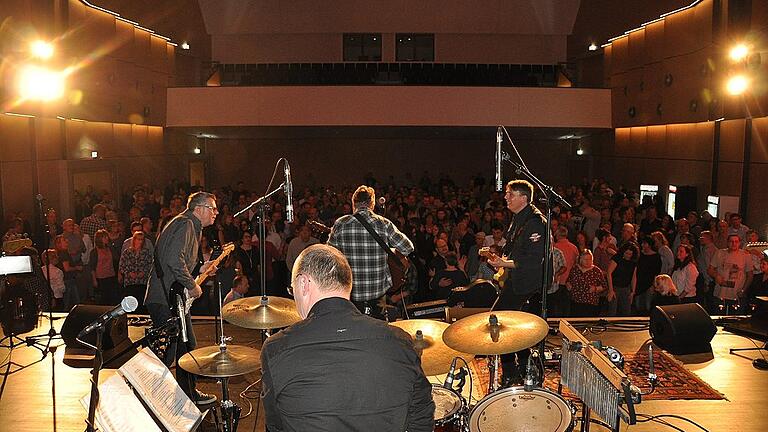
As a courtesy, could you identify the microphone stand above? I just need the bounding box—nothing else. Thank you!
[234,184,285,339]
[79,326,106,432]
[499,149,572,365]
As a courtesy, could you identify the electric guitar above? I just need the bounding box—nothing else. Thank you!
[168,242,235,315]
[3,237,33,254]
[478,246,515,285]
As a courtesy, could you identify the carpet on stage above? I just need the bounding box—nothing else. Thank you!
[469,350,725,401]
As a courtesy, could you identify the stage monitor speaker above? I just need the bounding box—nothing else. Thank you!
[650,303,716,354]
[60,304,134,368]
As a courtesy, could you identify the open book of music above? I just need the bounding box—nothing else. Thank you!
[80,347,204,432]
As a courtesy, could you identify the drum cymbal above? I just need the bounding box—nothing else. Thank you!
[222,295,302,329]
[390,319,473,376]
[442,311,549,355]
[178,344,261,378]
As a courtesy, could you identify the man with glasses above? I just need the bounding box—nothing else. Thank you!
[261,244,434,432]
[145,191,219,405]
[487,179,549,387]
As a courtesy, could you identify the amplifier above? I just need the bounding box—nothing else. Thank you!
[406,299,448,319]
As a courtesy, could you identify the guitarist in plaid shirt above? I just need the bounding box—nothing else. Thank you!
[328,185,414,320]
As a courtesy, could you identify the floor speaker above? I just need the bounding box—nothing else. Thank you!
[60,304,134,368]
[650,303,716,354]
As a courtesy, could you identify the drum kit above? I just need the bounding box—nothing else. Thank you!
[395,311,576,432]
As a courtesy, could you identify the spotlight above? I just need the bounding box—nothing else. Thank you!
[17,65,65,101]
[588,43,597,51]
[181,42,190,50]
[576,148,585,156]
[193,147,201,154]
[726,75,749,95]
[30,40,54,60]
[729,44,749,62]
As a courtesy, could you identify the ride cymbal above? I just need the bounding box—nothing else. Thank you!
[442,311,549,355]
[390,319,473,376]
[178,344,261,378]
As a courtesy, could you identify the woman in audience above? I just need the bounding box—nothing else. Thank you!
[672,243,699,304]
[651,231,674,275]
[89,229,119,305]
[575,231,590,253]
[54,234,82,310]
[566,249,607,317]
[651,274,680,309]
[119,231,153,313]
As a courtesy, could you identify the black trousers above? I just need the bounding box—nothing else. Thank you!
[146,303,197,400]
[497,291,542,384]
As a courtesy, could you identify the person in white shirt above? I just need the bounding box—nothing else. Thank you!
[483,225,507,248]
[708,234,753,314]
[671,244,699,303]
[41,249,65,310]
[223,275,249,306]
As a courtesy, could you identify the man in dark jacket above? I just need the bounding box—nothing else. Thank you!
[261,244,434,432]
[488,179,548,386]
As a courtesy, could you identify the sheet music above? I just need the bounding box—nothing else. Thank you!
[119,347,202,432]
[80,374,162,432]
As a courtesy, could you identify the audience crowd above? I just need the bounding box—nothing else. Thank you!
[2,173,766,317]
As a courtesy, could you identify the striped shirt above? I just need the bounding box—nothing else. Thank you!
[328,207,414,301]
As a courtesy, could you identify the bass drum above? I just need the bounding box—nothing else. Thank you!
[432,384,465,432]
[468,386,573,432]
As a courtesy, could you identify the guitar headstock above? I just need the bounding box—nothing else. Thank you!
[308,220,331,234]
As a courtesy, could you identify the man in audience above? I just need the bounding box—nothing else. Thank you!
[708,234,753,314]
[79,203,108,238]
[286,224,320,271]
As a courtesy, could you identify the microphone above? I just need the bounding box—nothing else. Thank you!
[284,162,294,224]
[78,296,138,339]
[443,357,458,389]
[524,354,535,391]
[378,197,386,211]
[495,126,503,192]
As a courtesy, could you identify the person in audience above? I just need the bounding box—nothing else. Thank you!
[708,234,753,314]
[651,231,674,275]
[672,244,699,304]
[635,236,661,315]
[606,241,639,316]
[89,229,119,305]
[54,234,82,310]
[728,213,750,248]
[566,249,607,317]
[429,251,468,300]
[651,274,680,309]
[286,224,320,272]
[119,231,153,313]
[223,275,249,305]
[41,249,65,311]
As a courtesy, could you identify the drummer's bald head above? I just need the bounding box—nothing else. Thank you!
[293,244,352,293]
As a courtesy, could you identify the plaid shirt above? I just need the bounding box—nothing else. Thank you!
[328,207,414,301]
[79,214,108,237]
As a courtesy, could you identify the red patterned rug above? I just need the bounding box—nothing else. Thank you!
[469,350,725,401]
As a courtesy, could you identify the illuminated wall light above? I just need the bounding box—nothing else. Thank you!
[17,65,66,101]
[56,116,66,120]
[576,148,585,156]
[729,44,749,62]
[5,112,35,118]
[726,75,749,95]
[91,151,99,159]
[30,40,54,60]
[588,43,597,51]
[193,147,201,154]
[70,118,86,122]
[181,42,190,50]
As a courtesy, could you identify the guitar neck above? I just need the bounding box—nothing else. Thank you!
[194,244,234,285]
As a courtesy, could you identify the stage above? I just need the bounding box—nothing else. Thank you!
[1,313,766,432]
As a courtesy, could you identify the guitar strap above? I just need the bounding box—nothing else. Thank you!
[504,207,538,257]
[352,213,404,269]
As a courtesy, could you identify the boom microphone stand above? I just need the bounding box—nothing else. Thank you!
[498,125,572,365]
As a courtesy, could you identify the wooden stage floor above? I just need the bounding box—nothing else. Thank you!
[1,314,766,432]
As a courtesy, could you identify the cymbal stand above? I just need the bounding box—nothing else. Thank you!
[215,277,241,432]
[487,354,501,395]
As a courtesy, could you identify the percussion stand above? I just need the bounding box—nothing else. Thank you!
[214,276,242,432]
[487,354,501,395]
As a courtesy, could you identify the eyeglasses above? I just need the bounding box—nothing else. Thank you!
[200,204,219,213]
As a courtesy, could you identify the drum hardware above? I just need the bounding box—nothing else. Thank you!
[559,320,642,432]
[389,319,473,376]
[432,384,467,432]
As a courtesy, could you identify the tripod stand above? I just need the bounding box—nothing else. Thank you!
[730,342,768,370]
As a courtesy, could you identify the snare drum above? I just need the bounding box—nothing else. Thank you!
[432,384,464,431]
[468,386,574,432]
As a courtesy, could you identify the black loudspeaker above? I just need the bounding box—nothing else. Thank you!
[60,304,134,368]
[650,303,716,354]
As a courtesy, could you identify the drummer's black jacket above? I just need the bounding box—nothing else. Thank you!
[260,297,434,432]
[499,204,549,301]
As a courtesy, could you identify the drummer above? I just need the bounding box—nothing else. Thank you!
[487,179,548,387]
[260,244,434,431]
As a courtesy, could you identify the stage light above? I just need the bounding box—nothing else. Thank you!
[17,65,66,101]
[588,43,597,51]
[193,147,201,154]
[576,148,585,156]
[726,75,749,95]
[30,40,54,60]
[91,151,99,159]
[729,44,749,62]
[181,42,190,50]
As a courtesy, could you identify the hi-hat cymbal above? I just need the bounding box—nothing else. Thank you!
[178,344,261,378]
[442,311,549,355]
[390,319,473,376]
[222,295,302,329]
